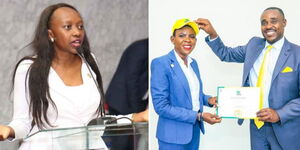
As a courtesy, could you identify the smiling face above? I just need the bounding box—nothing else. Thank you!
[171,26,197,60]
[261,9,286,44]
[48,7,84,55]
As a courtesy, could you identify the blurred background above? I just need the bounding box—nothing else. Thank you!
[0,0,147,149]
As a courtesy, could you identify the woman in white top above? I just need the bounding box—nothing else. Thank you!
[0,3,109,149]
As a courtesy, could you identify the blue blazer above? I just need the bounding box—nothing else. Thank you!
[206,36,300,150]
[150,50,211,144]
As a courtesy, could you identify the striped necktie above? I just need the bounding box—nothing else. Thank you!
[254,45,273,129]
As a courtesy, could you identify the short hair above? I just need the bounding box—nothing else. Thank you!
[264,7,285,19]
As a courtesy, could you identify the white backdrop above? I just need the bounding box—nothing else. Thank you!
[149,0,300,150]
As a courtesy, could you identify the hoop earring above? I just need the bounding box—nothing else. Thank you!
[50,37,54,42]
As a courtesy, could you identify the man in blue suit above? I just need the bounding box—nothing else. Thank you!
[196,7,300,150]
[151,18,221,150]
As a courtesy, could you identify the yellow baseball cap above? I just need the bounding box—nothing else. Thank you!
[172,18,199,35]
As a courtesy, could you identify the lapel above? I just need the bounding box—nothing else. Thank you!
[243,39,265,85]
[168,50,193,104]
[271,38,291,82]
[190,60,201,83]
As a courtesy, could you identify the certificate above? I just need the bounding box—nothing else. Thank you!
[217,87,260,119]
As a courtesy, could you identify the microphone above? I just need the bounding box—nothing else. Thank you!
[76,47,138,150]
[76,47,116,125]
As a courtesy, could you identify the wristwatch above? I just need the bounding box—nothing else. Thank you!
[197,112,203,121]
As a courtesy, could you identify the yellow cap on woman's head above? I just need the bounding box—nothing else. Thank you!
[172,18,199,35]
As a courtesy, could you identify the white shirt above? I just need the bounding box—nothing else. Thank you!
[174,50,200,111]
[249,37,284,108]
[9,59,103,150]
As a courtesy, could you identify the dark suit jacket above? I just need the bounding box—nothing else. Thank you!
[105,39,148,115]
[206,36,300,150]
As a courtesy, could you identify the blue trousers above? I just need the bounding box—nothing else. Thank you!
[158,122,200,150]
[250,120,283,150]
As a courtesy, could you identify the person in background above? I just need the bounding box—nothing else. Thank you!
[106,38,149,122]
[105,38,148,150]
[151,18,221,150]
[197,7,300,150]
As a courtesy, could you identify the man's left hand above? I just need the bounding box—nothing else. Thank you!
[256,108,280,123]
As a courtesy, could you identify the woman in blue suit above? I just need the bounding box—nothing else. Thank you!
[151,18,221,150]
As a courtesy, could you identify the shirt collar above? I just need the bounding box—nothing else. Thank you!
[173,49,193,66]
[265,36,285,51]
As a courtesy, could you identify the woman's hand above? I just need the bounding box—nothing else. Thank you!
[0,125,14,141]
[208,96,218,108]
[201,112,222,125]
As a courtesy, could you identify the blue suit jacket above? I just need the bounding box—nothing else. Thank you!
[150,50,211,144]
[206,36,300,150]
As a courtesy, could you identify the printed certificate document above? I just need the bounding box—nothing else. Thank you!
[217,87,260,119]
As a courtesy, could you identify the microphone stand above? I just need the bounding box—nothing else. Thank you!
[76,47,137,150]
[76,47,116,125]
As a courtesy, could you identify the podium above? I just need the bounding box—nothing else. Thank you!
[1,122,148,150]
